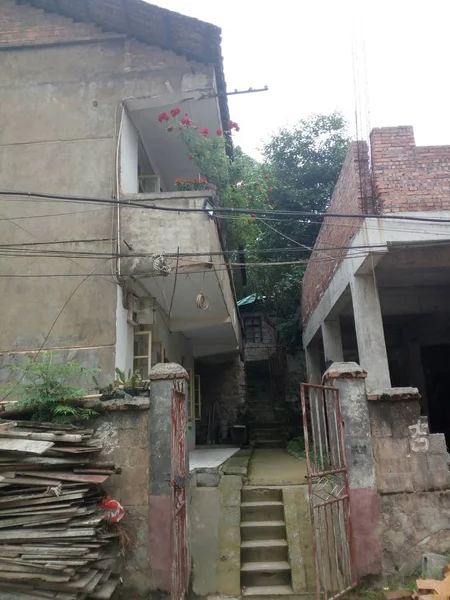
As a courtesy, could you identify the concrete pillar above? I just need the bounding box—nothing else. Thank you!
[321,319,344,364]
[323,362,382,579]
[305,345,321,384]
[148,362,189,594]
[350,273,391,391]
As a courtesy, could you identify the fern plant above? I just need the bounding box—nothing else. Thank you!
[6,352,99,424]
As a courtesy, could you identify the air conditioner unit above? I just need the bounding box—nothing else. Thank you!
[127,296,154,326]
[138,175,161,193]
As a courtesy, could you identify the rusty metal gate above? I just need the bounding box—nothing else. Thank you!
[300,383,356,600]
[171,383,188,600]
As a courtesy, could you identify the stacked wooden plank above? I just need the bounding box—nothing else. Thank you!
[0,419,122,600]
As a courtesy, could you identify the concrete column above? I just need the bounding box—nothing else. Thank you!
[148,362,189,594]
[305,345,321,384]
[350,273,391,391]
[323,362,381,579]
[321,319,344,364]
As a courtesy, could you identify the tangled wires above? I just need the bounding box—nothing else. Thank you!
[152,253,172,274]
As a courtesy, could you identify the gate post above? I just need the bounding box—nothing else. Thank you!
[323,362,382,579]
[148,363,189,597]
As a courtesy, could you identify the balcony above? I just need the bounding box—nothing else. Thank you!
[119,191,241,357]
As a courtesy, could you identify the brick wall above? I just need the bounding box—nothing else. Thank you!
[372,126,450,213]
[301,142,369,325]
[0,0,113,47]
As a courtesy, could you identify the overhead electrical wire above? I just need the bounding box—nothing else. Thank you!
[1,188,450,223]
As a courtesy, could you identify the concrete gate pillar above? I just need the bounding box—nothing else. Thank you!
[148,362,189,593]
[350,273,391,391]
[321,319,344,364]
[323,362,382,579]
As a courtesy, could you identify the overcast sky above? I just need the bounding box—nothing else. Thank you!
[152,0,450,159]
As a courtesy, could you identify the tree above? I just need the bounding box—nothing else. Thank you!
[242,113,350,349]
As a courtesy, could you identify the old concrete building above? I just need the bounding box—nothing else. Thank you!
[0,0,242,445]
[302,126,450,576]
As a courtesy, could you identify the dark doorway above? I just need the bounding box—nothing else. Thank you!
[422,344,450,449]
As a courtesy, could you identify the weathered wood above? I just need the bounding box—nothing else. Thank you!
[17,471,109,484]
[0,439,54,455]
[0,528,97,542]
[0,431,83,443]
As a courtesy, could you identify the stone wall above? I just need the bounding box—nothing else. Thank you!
[95,400,151,598]
[368,391,450,494]
[380,491,450,576]
[368,389,450,576]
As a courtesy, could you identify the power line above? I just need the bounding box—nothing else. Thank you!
[2,188,450,223]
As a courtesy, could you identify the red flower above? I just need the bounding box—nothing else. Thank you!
[228,120,239,130]
[175,178,181,183]
[199,127,210,137]
[216,129,223,136]
[251,213,257,218]
[264,173,270,179]
[268,187,273,193]
[201,177,207,183]
[158,112,170,122]
[181,117,192,126]
[170,107,181,118]
[167,126,174,132]
[188,154,194,161]
[185,112,189,116]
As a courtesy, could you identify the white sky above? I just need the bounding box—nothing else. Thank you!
[152,0,450,159]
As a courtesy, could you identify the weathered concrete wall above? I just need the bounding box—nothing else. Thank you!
[189,474,242,597]
[283,486,315,593]
[0,1,215,379]
[95,402,151,598]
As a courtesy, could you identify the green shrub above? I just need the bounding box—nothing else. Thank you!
[6,352,99,424]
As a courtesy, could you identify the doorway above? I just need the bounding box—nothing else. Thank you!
[422,344,450,449]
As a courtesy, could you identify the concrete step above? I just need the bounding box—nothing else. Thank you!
[241,539,288,563]
[241,521,286,541]
[253,440,285,448]
[242,488,283,503]
[241,561,291,587]
[241,501,284,522]
[242,585,294,596]
[242,586,315,600]
[242,561,291,572]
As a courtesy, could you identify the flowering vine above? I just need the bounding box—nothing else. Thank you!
[157,108,275,242]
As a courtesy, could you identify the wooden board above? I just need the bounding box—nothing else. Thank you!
[0,439,54,455]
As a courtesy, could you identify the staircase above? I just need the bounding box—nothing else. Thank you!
[240,488,293,596]
[250,422,284,448]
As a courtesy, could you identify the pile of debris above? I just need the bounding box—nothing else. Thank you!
[385,565,450,600]
[0,419,122,600]
[414,572,450,600]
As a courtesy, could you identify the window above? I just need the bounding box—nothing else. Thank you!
[244,317,263,343]
[133,325,165,379]
[188,370,202,420]
[138,140,161,193]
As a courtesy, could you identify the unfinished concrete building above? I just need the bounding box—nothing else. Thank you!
[302,126,450,575]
